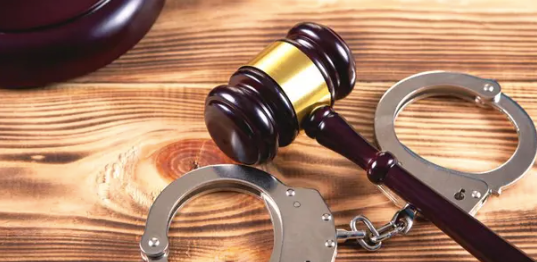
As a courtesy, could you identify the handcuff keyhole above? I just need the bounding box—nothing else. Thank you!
[454,189,466,200]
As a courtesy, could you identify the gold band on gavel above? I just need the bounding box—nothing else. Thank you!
[246,41,332,127]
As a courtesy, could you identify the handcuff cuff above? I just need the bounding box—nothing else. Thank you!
[140,71,536,261]
[375,71,537,215]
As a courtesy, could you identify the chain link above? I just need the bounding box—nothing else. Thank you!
[337,204,417,251]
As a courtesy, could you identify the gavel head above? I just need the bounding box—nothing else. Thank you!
[205,22,356,164]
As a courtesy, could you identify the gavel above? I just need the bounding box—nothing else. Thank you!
[204,22,533,262]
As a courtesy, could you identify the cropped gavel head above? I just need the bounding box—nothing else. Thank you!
[205,22,356,164]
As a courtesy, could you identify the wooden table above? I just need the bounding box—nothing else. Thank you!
[1,0,537,261]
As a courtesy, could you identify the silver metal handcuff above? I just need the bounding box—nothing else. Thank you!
[375,71,537,215]
[139,164,416,262]
[140,72,536,261]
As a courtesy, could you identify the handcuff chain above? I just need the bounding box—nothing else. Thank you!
[337,204,417,251]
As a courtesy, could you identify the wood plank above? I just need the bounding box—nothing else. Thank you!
[0,80,535,261]
[72,0,537,84]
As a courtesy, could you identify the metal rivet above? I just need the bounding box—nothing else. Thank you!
[475,96,485,105]
[322,213,332,221]
[148,237,160,247]
[483,84,495,92]
[472,191,482,199]
[286,189,296,197]
[325,239,336,248]
[293,201,301,208]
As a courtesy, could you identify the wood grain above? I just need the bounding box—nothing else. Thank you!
[1,0,537,261]
[75,0,537,84]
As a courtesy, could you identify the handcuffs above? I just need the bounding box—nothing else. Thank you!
[375,71,537,215]
[140,164,416,262]
[140,72,536,261]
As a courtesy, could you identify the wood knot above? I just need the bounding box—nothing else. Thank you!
[155,138,235,181]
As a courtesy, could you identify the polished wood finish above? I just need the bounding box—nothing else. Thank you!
[0,0,104,31]
[285,23,357,100]
[0,0,165,88]
[205,68,294,164]
[304,106,533,262]
[1,0,537,261]
[205,22,355,164]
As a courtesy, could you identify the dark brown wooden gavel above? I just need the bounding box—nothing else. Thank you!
[204,22,533,262]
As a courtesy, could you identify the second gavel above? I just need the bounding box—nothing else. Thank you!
[204,22,533,262]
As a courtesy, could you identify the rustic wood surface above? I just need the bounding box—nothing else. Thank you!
[1,0,537,261]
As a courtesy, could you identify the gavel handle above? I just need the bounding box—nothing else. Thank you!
[304,106,533,262]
